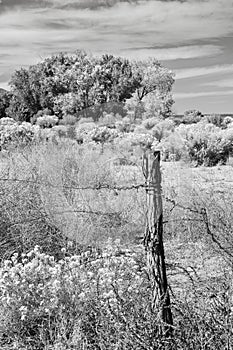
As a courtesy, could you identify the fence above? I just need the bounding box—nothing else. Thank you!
[0,144,173,332]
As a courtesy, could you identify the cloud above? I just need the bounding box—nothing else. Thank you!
[174,90,233,99]
[120,45,222,60]
[0,0,198,11]
[0,0,233,97]
[204,78,233,88]
[175,64,233,79]
[1,0,233,48]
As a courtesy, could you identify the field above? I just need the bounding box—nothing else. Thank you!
[0,140,232,349]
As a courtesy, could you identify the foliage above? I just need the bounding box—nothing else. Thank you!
[177,122,233,166]
[132,58,174,101]
[0,137,233,349]
[0,91,12,119]
[130,58,175,119]
[0,242,154,349]
[159,132,185,161]
[182,109,203,124]
[7,51,174,123]
[143,92,174,119]
[0,118,39,149]
[151,119,175,141]
[223,116,233,127]
[59,114,78,126]
[98,112,121,127]
[36,115,58,128]
[8,52,138,122]
[75,122,97,143]
[6,93,32,122]
[0,240,232,350]
[115,116,134,133]
[53,93,82,118]
[205,114,225,127]
[88,126,118,144]
[141,117,159,130]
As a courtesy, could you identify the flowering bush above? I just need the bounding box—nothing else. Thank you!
[0,242,151,349]
[176,122,233,166]
[88,126,118,144]
[36,115,58,128]
[0,118,39,149]
[158,132,185,161]
[75,122,97,143]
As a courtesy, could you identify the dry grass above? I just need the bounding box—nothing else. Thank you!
[0,142,233,349]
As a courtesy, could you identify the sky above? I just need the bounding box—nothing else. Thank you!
[0,0,233,114]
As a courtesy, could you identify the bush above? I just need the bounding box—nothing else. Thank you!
[0,242,154,349]
[1,241,232,350]
[182,109,203,124]
[205,114,225,127]
[98,112,120,127]
[141,117,159,130]
[115,116,134,133]
[159,132,185,161]
[151,119,175,141]
[59,114,77,126]
[36,115,58,128]
[0,118,39,150]
[177,122,233,166]
[75,122,96,143]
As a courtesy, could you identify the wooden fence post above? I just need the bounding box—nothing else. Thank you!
[143,149,173,335]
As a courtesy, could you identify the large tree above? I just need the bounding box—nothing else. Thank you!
[7,51,175,122]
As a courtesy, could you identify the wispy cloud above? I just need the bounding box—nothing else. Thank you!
[120,45,223,60]
[0,0,233,112]
[175,64,233,79]
[1,0,233,52]
[204,78,233,88]
[174,90,233,99]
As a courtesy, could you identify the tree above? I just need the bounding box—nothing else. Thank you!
[8,52,137,121]
[133,58,174,101]
[6,93,32,122]
[8,52,175,122]
[128,58,175,119]
[0,90,12,119]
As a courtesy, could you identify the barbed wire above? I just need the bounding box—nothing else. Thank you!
[0,176,209,216]
[0,177,147,191]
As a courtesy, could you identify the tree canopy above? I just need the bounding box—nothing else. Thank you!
[4,51,175,122]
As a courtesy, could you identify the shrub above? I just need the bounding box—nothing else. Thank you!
[36,115,58,128]
[141,117,159,130]
[0,242,153,349]
[223,116,233,127]
[0,119,39,150]
[0,242,232,350]
[151,119,175,141]
[182,109,203,124]
[59,114,77,126]
[115,116,134,133]
[177,122,233,166]
[98,112,119,127]
[159,132,185,161]
[205,114,224,127]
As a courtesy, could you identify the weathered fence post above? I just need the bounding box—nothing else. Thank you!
[143,149,173,335]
